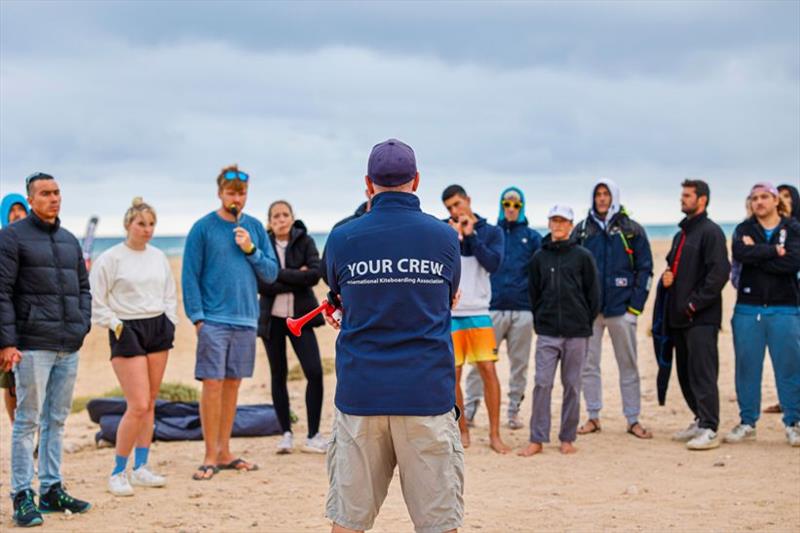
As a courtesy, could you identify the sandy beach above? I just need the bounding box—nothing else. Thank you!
[0,239,798,532]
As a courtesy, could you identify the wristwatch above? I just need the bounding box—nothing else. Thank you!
[245,243,256,256]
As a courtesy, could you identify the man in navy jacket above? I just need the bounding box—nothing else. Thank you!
[324,139,464,532]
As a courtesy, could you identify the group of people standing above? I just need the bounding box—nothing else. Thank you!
[1,145,798,530]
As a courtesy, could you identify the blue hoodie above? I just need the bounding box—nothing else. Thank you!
[1,193,30,228]
[490,187,542,311]
[326,192,461,416]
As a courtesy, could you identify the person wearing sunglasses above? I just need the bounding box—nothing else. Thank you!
[0,172,92,527]
[461,187,541,431]
[573,178,655,440]
[182,165,279,480]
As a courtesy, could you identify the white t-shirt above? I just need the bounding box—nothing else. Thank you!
[271,239,294,318]
[89,242,178,330]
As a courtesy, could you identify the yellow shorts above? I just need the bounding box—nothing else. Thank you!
[451,316,498,367]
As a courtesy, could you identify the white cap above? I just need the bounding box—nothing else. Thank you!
[548,204,574,221]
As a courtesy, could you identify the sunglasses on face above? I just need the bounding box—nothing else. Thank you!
[502,200,523,210]
[223,170,249,182]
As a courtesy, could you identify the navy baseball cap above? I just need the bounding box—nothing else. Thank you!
[367,139,417,186]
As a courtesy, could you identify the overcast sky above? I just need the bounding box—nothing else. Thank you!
[1,0,798,236]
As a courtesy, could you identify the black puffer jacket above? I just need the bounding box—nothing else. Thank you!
[0,212,91,352]
[666,211,730,329]
[733,216,800,307]
[258,220,323,339]
[528,235,600,338]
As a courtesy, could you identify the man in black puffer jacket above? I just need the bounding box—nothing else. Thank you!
[662,179,730,451]
[0,173,92,527]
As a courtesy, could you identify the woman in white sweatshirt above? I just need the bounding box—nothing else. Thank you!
[90,197,177,496]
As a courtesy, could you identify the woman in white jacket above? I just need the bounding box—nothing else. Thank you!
[90,198,177,496]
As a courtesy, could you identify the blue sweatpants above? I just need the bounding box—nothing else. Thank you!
[732,308,800,428]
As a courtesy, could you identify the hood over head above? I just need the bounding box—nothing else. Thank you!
[591,178,621,229]
[1,193,30,228]
[497,186,527,224]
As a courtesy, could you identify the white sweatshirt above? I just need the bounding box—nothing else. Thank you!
[90,242,178,331]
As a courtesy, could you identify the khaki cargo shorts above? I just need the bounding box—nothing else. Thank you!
[325,407,465,533]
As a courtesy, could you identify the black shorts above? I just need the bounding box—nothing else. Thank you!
[109,314,175,358]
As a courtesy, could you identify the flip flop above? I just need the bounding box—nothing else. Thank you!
[577,419,601,435]
[192,465,219,481]
[217,458,259,472]
[627,422,653,439]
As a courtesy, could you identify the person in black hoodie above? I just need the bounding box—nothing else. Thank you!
[724,182,800,447]
[519,205,600,457]
[258,201,326,455]
[662,179,730,451]
[778,184,800,222]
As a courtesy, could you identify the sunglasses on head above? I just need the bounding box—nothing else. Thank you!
[223,170,249,182]
[502,200,523,210]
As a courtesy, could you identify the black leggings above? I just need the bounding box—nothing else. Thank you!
[262,316,323,438]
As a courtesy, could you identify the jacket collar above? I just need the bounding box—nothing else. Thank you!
[679,210,708,232]
[29,210,60,233]
[371,192,421,212]
[542,234,578,251]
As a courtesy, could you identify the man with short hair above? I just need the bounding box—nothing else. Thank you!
[182,166,279,480]
[324,139,464,532]
[463,187,541,430]
[442,184,510,453]
[663,179,730,450]
[0,173,92,527]
[574,179,654,439]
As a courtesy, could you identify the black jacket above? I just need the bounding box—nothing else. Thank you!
[666,212,730,329]
[733,216,800,307]
[528,235,600,338]
[258,220,323,339]
[0,212,91,352]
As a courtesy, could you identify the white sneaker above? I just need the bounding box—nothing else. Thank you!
[130,465,166,487]
[672,421,701,442]
[302,433,328,454]
[724,424,756,443]
[108,472,134,497]
[686,428,720,450]
[786,423,800,447]
[277,431,293,454]
[507,415,524,430]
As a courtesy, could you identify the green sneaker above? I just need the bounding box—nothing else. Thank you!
[13,489,44,527]
[38,483,91,514]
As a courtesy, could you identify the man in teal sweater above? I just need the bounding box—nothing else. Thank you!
[182,165,278,480]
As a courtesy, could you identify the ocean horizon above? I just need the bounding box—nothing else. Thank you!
[87,222,741,258]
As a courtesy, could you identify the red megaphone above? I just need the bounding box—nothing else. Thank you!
[287,299,337,337]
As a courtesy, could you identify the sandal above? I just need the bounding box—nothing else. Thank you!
[192,465,219,481]
[627,422,653,439]
[577,419,601,435]
[217,458,259,472]
[764,403,783,414]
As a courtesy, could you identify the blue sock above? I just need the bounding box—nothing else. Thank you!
[134,447,149,470]
[112,455,128,476]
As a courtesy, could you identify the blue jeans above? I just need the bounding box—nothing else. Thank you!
[11,350,79,495]
[732,308,800,428]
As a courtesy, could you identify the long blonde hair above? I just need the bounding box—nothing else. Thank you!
[123,197,157,230]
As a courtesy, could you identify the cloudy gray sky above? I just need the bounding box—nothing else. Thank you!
[1,0,798,236]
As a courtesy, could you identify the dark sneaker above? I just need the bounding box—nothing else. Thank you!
[38,483,91,514]
[13,489,44,527]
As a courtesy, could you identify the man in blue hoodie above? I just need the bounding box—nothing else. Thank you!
[462,187,541,430]
[0,193,29,423]
[574,179,654,439]
[324,139,464,532]
[442,185,510,453]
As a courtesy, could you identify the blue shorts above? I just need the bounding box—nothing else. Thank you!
[195,322,257,381]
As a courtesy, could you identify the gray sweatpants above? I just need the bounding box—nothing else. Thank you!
[464,310,533,418]
[581,314,641,425]
[529,335,588,444]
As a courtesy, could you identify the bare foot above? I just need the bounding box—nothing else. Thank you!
[490,435,511,454]
[460,430,471,449]
[559,441,577,454]
[517,442,543,457]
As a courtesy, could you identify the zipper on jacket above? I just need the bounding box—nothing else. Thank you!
[51,234,66,350]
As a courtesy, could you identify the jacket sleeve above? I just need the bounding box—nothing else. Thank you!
[163,254,178,325]
[245,223,279,285]
[687,225,731,313]
[732,224,778,264]
[466,225,503,273]
[78,242,92,334]
[528,253,542,313]
[258,278,295,296]
[0,229,19,348]
[759,222,800,274]
[628,228,654,314]
[276,238,322,287]
[450,234,461,303]
[89,252,120,330]
[584,252,601,320]
[320,244,330,286]
[181,223,205,324]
